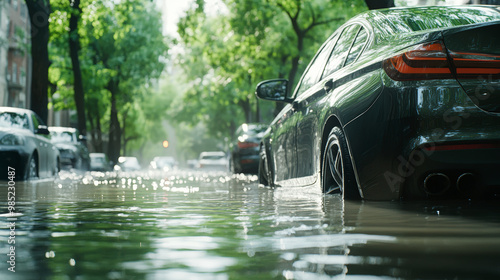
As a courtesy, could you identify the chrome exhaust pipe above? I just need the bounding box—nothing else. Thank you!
[424,173,450,195]
[456,173,476,195]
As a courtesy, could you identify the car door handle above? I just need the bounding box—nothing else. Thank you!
[324,79,334,92]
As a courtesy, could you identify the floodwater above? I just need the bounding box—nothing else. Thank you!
[1,170,500,280]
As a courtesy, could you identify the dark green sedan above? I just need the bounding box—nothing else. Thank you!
[256,5,500,200]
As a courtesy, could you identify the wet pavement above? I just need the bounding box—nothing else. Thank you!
[1,169,500,279]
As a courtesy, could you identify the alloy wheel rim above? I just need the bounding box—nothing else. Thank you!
[325,139,343,194]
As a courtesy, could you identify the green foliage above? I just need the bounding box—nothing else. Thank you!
[174,0,367,143]
[49,0,169,156]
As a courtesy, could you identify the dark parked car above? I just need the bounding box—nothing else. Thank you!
[230,123,268,174]
[49,127,90,170]
[255,6,500,200]
[89,153,113,172]
[0,107,60,180]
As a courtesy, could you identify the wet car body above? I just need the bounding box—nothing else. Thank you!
[49,127,90,170]
[0,107,60,180]
[230,123,268,174]
[256,6,500,200]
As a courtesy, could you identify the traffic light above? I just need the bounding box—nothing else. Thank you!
[162,140,169,148]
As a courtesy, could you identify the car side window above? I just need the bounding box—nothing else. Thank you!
[295,34,339,97]
[344,27,368,66]
[31,114,39,130]
[322,24,361,78]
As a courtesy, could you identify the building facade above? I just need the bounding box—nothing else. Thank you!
[1,0,31,108]
[0,2,8,103]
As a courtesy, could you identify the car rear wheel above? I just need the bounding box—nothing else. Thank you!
[322,127,361,200]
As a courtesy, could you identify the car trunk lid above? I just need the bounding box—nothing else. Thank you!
[443,22,500,112]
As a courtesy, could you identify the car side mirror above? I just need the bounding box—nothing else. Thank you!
[78,135,87,142]
[255,79,293,103]
[36,125,50,135]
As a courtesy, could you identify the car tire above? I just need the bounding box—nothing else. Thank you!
[258,146,273,186]
[25,154,38,180]
[322,127,361,200]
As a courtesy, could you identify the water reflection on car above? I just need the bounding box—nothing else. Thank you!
[49,126,90,170]
[0,106,60,180]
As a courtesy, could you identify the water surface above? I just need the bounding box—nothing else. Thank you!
[1,170,500,279]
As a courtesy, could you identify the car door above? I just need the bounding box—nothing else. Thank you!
[31,113,50,177]
[295,24,368,180]
[269,34,338,182]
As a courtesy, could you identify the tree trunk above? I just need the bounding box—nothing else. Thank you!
[107,81,121,164]
[68,0,87,135]
[87,102,103,153]
[26,0,51,123]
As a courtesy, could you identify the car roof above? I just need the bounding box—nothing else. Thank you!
[49,126,78,133]
[0,106,33,115]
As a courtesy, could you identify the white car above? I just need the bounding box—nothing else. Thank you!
[115,156,141,171]
[198,151,228,171]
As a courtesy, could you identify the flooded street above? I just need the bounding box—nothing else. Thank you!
[2,170,500,280]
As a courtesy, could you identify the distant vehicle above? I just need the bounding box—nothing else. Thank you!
[198,151,228,171]
[255,6,500,200]
[89,153,113,172]
[150,156,178,171]
[115,156,141,171]
[186,159,199,169]
[0,106,60,180]
[230,123,267,174]
[49,127,90,170]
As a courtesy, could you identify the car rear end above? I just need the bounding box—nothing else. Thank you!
[347,7,500,200]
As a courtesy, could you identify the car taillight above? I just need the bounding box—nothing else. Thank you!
[237,142,259,149]
[383,41,454,81]
[448,51,500,79]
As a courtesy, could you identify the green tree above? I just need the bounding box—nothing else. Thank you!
[175,0,367,140]
[68,0,86,135]
[26,0,51,123]
[85,0,167,163]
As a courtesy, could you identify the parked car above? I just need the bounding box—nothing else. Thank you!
[0,107,60,180]
[198,151,228,171]
[89,153,113,172]
[187,159,199,169]
[255,6,500,200]
[150,156,178,171]
[115,156,141,171]
[49,127,90,170]
[230,123,268,174]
